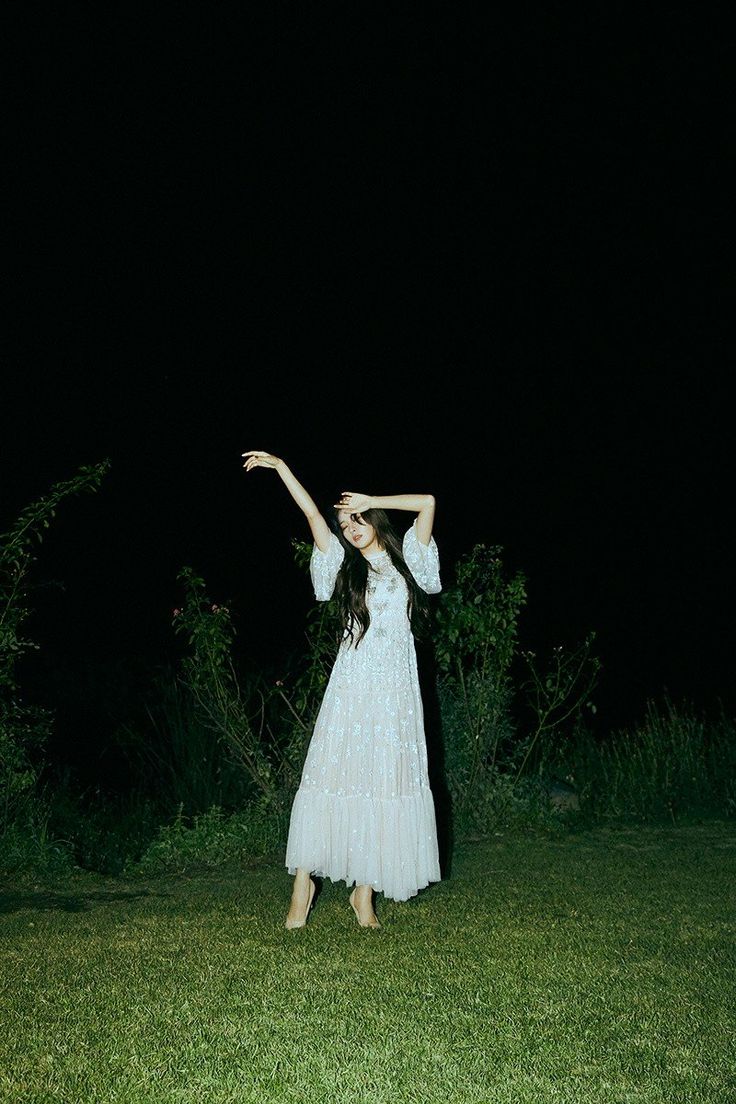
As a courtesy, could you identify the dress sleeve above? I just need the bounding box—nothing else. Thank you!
[402,517,442,594]
[309,532,346,601]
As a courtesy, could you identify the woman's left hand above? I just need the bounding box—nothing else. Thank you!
[333,491,372,513]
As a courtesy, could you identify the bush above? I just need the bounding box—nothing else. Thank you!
[169,551,345,818]
[46,777,161,876]
[457,772,585,840]
[0,462,109,873]
[564,697,736,825]
[129,802,286,876]
[171,569,283,810]
[434,543,599,840]
[0,796,74,880]
[114,667,256,820]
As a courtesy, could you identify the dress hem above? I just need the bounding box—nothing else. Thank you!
[283,865,440,903]
[284,784,441,902]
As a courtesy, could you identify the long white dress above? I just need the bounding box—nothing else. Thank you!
[285,518,442,902]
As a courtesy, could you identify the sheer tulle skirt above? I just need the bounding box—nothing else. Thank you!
[286,785,441,902]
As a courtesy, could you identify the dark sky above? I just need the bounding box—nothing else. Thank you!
[4,10,732,774]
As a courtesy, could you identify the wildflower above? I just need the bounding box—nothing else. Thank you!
[172,608,181,617]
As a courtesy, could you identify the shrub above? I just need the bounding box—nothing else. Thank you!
[129,801,286,876]
[516,634,601,779]
[434,543,599,839]
[0,793,74,880]
[169,547,346,822]
[46,775,161,876]
[114,667,255,819]
[171,568,283,812]
[0,462,109,842]
[434,544,526,835]
[565,697,736,824]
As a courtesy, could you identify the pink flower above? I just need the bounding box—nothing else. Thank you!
[172,608,181,617]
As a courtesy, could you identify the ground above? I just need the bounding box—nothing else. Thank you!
[2,823,734,1103]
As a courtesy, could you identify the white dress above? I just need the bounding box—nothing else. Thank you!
[285,518,443,901]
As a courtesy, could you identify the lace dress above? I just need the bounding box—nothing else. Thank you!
[285,518,442,901]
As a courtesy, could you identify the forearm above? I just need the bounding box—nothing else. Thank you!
[369,493,435,512]
[276,461,320,518]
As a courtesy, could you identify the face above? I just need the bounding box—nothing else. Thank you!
[337,510,375,549]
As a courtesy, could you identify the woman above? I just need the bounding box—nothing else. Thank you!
[242,449,442,929]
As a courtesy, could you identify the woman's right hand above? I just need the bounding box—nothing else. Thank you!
[242,450,283,472]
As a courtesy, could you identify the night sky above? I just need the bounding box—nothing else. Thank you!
[4,11,732,779]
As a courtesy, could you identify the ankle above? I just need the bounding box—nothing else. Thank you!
[352,885,374,906]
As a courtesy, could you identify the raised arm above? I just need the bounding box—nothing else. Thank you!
[335,491,436,546]
[242,450,332,552]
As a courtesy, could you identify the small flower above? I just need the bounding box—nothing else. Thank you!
[172,608,181,617]
[275,679,284,686]
[211,604,219,612]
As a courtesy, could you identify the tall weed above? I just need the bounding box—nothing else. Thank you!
[115,668,254,818]
[565,697,736,824]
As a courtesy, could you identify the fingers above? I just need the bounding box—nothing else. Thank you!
[242,450,275,471]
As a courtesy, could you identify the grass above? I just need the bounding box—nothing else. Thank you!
[1,823,734,1104]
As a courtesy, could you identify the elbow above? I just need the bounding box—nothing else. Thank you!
[419,580,441,595]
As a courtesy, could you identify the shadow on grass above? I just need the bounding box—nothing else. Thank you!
[0,889,171,915]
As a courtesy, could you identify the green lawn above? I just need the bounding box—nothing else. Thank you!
[1,823,734,1104]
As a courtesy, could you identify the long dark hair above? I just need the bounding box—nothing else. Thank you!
[329,506,433,649]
